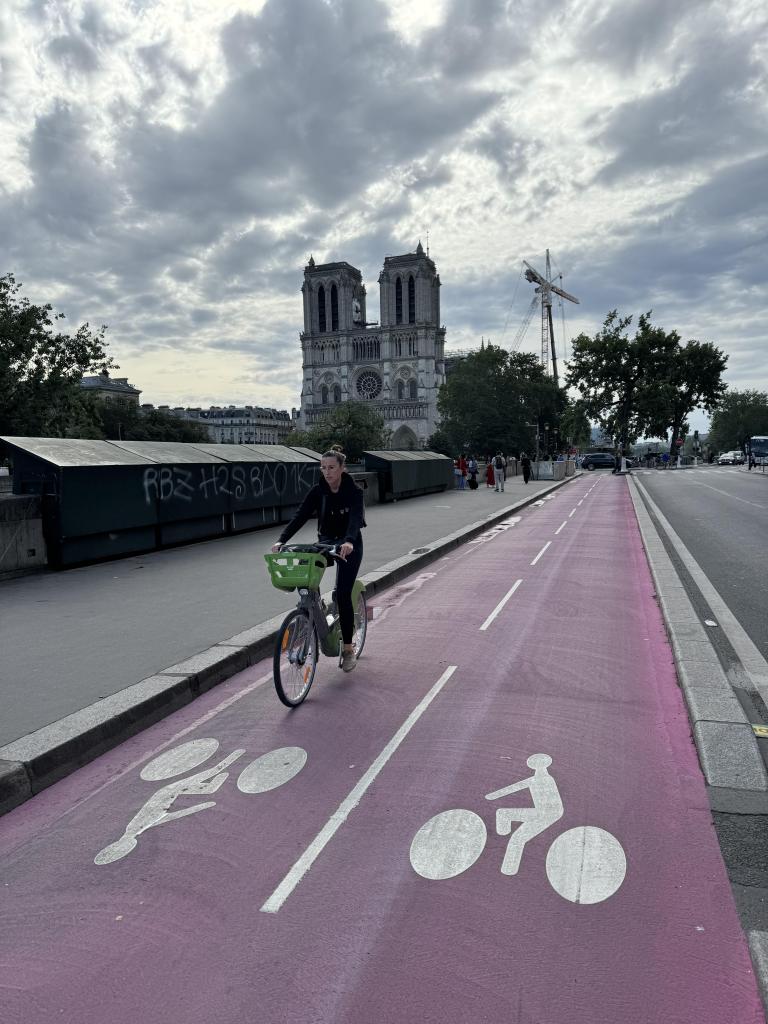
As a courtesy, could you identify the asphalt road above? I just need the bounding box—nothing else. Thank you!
[2,474,761,1024]
[634,465,768,659]
[0,476,555,745]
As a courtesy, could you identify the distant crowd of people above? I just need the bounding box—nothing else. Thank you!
[453,452,573,491]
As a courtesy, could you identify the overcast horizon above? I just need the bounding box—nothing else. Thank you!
[2,0,766,434]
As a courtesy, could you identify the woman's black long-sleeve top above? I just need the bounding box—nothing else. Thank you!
[277,472,366,547]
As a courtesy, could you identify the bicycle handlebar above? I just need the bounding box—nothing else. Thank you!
[277,542,343,561]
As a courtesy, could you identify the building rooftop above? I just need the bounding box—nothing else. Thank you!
[80,373,141,395]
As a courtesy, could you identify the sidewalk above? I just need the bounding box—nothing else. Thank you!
[0,472,572,813]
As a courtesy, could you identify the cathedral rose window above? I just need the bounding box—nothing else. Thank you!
[356,370,383,400]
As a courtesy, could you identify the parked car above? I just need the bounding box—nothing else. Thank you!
[581,452,617,470]
[717,451,745,465]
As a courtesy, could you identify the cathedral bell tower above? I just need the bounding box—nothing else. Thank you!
[297,244,445,449]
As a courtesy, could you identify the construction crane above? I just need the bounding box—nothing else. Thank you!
[519,250,579,388]
[510,293,540,353]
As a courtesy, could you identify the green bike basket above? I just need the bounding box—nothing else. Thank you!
[264,550,328,592]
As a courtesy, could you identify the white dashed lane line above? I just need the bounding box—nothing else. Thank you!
[530,541,551,566]
[554,520,568,535]
[479,579,524,632]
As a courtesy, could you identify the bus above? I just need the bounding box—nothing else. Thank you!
[749,436,768,466]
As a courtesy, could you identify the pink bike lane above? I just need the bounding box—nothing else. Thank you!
[0,475,763,1023]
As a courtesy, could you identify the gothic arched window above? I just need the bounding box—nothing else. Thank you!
[395,277,403,324]
[333,384,341,403]
[409,378,417,400]
[318,285,326,333]
[408,276,415,323]
[397,379,404,401]
[331,283,339,332]
[321,385,329,405]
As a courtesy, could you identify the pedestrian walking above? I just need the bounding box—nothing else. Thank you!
[492,451,506,492]
[458,455,467,490]
[520,452,532,484]
[467,455,479,489]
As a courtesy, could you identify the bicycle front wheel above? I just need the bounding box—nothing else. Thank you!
[352,590,367,660]
[274,609,318,708]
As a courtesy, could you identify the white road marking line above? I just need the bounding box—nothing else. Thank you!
[260,665,459,914]
[690,481,767,509]
[577,499,583,506]
[479,579,524,631]
[554,521,568,535]
[568,508,577,517]
[633,478,768,705]
[531,541,551,566]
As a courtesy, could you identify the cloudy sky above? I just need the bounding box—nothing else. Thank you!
[1,0,766,428]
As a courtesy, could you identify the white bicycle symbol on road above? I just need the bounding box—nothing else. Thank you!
[409,754,627,905]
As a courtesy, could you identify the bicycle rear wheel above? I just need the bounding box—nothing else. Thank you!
[274,609,318,707]
[352,590,367,660]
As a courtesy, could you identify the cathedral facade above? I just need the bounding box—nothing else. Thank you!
[296,243,446,449]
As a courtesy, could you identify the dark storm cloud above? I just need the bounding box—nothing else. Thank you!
[78,2,128,48]
[417,0,531,79]
[469,120,539,186]
[122,0,499,224]
[23,101,120,235]
[578,0,700,69]
[591,31,767,183]
[136,41,198,89]
[47,35,99,74]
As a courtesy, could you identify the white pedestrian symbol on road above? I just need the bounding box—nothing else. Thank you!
[95,739,307,865]
[409,753,627,904]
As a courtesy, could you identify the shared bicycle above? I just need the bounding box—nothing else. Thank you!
[264,543,367,707]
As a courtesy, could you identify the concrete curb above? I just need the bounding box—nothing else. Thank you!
[627,477,768,795]
[630,476,768,1019]
[0,474,579,817]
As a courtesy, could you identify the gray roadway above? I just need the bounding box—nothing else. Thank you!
[635,465,768,659]
[0,475,555,745]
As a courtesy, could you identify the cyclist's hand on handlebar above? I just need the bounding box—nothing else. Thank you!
[338,542,353,560]
[271,542,283,553]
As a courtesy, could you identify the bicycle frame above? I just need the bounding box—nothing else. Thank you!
[295,587,339,657]
[295,578,366,658]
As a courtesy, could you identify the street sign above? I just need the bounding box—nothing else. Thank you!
[676,438,684,446]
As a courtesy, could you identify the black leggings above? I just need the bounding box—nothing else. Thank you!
[330,540,363,644]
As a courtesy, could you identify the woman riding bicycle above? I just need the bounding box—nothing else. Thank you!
[271,447,365,672]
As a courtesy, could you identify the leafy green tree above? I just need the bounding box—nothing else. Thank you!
[431,345,562,457]
[645,340,727,455]
[708,389,768,454]
[0,273,114,437]
[290,401,390,461]
[567,311,727,456]
[567,311,654,454]
[559,398,592,451]
[89,398,210,443]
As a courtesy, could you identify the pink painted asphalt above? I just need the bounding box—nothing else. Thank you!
[1,475,763,1023]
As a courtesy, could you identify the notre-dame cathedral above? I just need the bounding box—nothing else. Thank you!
[296,242,446,449]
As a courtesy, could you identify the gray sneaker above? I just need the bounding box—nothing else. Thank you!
[341,649,357,673]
